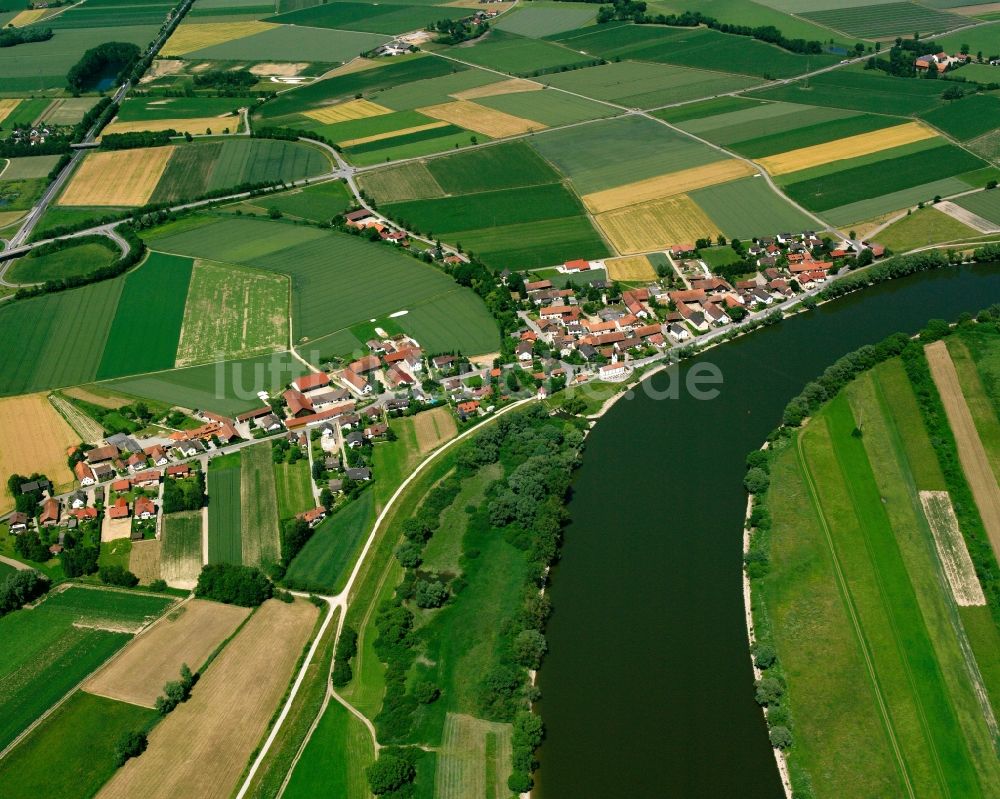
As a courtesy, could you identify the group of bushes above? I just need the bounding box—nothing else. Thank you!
[102,130,175,150]
[195,563,273,607]
[0,26,53,49]
[162,472,205,513]
[0,569,49,617]
[742,307,1000,795]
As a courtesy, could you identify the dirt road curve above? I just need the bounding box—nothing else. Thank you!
[924,340,1000,564]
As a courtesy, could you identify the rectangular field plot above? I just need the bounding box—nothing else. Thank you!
[59,147,174,207]
[240,443,281,567]
[160,511,204,587]
[801,2,968,37]
[97,252,193,380]
[104,352,310,416]
[147,216,328,263]
[341,125,478,167]
[84,600,251,707]
[236,180,353,222]
[606,254,657,281]
[207,457,242,565]
[542,60,756,108]
[495,4,596,37]
[417,100,546,137]
[0,586,173,750]
[0,691,157,799]
[954,188,1000,225]
[452,30,597,75]
[356,161,446,203]
[920,93,1000,141]
[670,101,854,145]
[594,194,719,254]
[97,599,318,799]
[426,140,561,194]
[181,22,389,62]
[434,713,512,799]
[285,491,374,593]
[453,215,610,269]
[691,177,817,239]
[1,155,66,181]
[919,491,987,606]
[474,88,616,126]
[727,112,905,159]
[0,278,123,397]
[274,459,314,523]
[174,260,288,367]
[531,115,723,194]
[399,292,501,355]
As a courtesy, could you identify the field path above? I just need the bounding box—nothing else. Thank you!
[795,432,917,799]
[0,555,29,571]
[925,340,1000,564]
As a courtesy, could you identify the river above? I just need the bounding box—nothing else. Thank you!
[536,263,1000,798]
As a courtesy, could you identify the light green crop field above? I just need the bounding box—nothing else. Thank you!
[669,102,853,144]
[160,511,204,585]
[367,69,503,111]
[0,691,157,799]
[955,189,1000,225]
[241,443,282,568]
[182,23,389,62]
[116,95,243,121]
[541,60,756,108]
[145,215,328,262]
[758,360,1000,798]
[285,491,375,594]
[7,239,118,285]
[97,252,193,380]
[274,458,314,523]
[174,259,288,367]
[453,215,610,270]
[495,4,597,37]
[242,180,353,222]
[0,278,123,397]
[425,140,561,195]
[689,177,816,239]
[800,2,968,38]
[0,155,62,181]
[105,352,311,416]
[449,30,597,75]
[531,114,723,194]
[475,88,617,126]
[0,586,172,750]
[207,456,243,565]
[920,94,1000,142]
[876,207,978,251]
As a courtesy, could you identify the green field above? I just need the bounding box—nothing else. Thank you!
[0,155,62,181]
[241,443,281,568]
[97,252,193,380]
[285,491,375,593]
[938,21,1000,56]
[757,358,1000,797]
[497,4,597,37]
[668,101,856,146]
[160,510,203,583]
[181,23,389,62]
[0,690,157,799]
[0,278,123,397]
[729,113,903,158]
[342,125,479,167]
[175,259,289,367]
[551,21,838,77]
[44,0,175,29]
[397,292,501,355]
[207,455,243,565]
[369,69,504,111]
[542,60,756,108]
[920,93,1000,142]
[116,95,243,122]
[475,88,616,126]
[749,68,950,115]
[0,586,172,750]
[876,206,978,251]
[690,177,816,239]
[266,1,462,34]
[801,1,967,38]
[282,694,374,799]
[104,352,311,415]
[241,179,353,222]
[274,458,314,523]
[426,140,561,194]
[531,114,723,194]
[453,215,610,270]
[144,215,327,262]
[782,144,986,213]
[653,95,766,124]
[449,30,597,75]
[955,188,1000,225]
[7,239,119,285]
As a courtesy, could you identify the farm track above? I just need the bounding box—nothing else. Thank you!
[924,340,1000,564]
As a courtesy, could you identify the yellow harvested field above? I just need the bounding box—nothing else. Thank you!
[59,147,174,207]
[0,99,20,126]
[129,539,162,586]
[925,340,1000,563]
[102,516,133,543]
[248,62,308,77]
[451,78,542,101]
[97,599,317,799]
[413,406,458,454]
[758,121,937,176]
[63,385,130,409]
[8,8,50,26]
[161,21,278,56]
[0,210,25,230]
[303,98,392,125]
[317,57,385,80]
[340,121,449,147]
[919,491,986,606]
[103,116,237,136]
[0,393,77,515]
[594,195,720,255]
[85,599,252,708]
[582,159,756,213]
[418,100,544,137]
[606,255,656,281]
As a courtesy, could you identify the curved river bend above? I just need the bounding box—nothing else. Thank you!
[537,264,1000,798]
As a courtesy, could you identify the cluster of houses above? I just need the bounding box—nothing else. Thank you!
[9,123,58,147]
[914,51,970,73]
[344,209,410,246]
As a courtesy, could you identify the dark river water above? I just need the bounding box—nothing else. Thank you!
[536,263,1000,799]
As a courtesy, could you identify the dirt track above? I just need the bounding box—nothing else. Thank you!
[925,341,1000,564]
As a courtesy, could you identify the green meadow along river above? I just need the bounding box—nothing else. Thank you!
[536,264,1000,799]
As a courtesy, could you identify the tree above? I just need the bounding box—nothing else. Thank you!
[0,569,49,616]
[743,467,770,494]
[753,643,777,669]
[395,540,423,569]
[414,579,448,609]
[100,565,139,588]
[195,563,273,606]
[365,754,415,795]
[755,677,784,706]
[414,680,440,704]
[513,629,547,669]
[113,730,147,766]
[508,771,533,792]
[769,725,793,749]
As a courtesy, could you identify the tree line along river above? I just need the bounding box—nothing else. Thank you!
[536,263,1000,799]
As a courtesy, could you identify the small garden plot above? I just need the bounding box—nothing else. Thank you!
[240,443,281,567]
[434,713,512,799]
[274,458,314,523]
[285,491,374,593]
[594,195,720,254]
[699,246,743,269]
[129,539,161,584]
[531,115,723,194]
[542,60,755,108]
[59,147,174,207]
[97,252,193,380]
[919,491,987,606]
[160,511,205,587]
[105,352,310,416]
[7,238,118,285]
[801,2,967,38]
[690,176,816,239]
[413,406,458,455]
[920,93,1000,141]
[174,260,289,367]
[207,455,242,565]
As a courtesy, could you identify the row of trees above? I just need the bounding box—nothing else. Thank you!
[0,26,52,48]
[102,130,176,150]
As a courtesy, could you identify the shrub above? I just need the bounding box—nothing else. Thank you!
[149,579,167,592]
[100,565,139,588]
[769,725,793,749]
[743,467,770,494]
[414,579,448,609]
[752,643,777,670]
[365,753,415,795]
[414,680,440,704]
[113,730,147,767]
[755,677,784,706]
[0,569,49,616]
[195,563,273,606]
[513,629,547,669]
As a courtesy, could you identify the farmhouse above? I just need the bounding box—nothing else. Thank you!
[134,495,156,520]
[74,461,97,486]
[166,463,191,479]
[297,506,327,527]
[86,444,119,464]
[292,372,330,394]
[108,497,130,520]
[349,355,381,374]
[341,368,372,396]
[39,498,60,527]
[9,512,28,533]
[284,389,314,417]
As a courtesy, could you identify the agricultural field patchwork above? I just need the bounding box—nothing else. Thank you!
[800,2,969,38]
